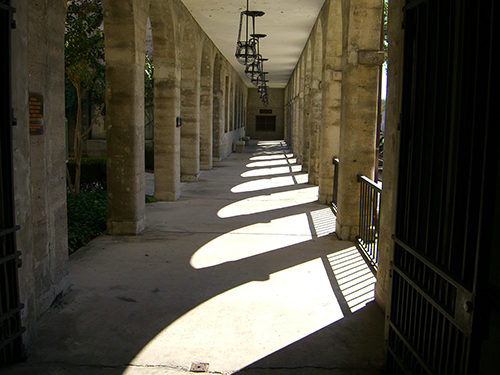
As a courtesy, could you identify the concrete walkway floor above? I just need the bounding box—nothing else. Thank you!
[4,140,385,375]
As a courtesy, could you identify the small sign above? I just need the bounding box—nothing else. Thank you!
[260,109,273,114]
[29,93,44,135]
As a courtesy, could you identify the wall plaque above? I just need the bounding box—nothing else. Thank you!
[29,92,43,135]
[260,109,273,114]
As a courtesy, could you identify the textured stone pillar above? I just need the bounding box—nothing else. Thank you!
[309,78,322,185]
[104,0,149,235]
[318,0,343,205]
[180,22,200,182]
[152,75,181,201]
[318,70,342,204]
[212,57,223,161]
[336,0,384,240]
[150,3,181,201]
[200,42,214,170]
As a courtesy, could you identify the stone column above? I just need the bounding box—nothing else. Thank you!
[318,69,342,204]
[199,41,213,171]
[318,0,343,205]
[153,75,181,201]
[200,78,214,170]
[150,3,181,201]
[336,0,384,240]
[180,22,200,182]
[309,78,322,185]
[104,0,149,235]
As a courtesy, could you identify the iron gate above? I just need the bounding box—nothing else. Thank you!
[387,0,495,374]
[0,0,26,367]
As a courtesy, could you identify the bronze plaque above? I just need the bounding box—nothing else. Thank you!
[29,93,44,135]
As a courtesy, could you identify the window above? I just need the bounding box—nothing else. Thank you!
[256,115,276,132]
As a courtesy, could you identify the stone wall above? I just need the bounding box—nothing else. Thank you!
[246,88,285,140]
[11,0,71,347]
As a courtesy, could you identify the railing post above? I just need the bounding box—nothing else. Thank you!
[356,174,382,271]
[332,158,339,214]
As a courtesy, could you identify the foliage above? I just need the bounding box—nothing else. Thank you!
[145,195,156,203]
[67,190,107,254]
[383,0,389,69]
[67,157,107,191]
[65,0,105,194]
[144,54,154,126]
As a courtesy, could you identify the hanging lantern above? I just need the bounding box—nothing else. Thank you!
[235,1,264,66]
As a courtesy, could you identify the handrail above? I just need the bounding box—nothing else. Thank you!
[356,174,382,271]
[331,158,340,214]
[357,174,382,192]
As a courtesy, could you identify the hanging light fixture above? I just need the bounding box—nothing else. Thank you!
[245,34,266,81]
[235,1,270,106]
[235,1,265,66]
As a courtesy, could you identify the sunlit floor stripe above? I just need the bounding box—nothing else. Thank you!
[218,186,319,218]
[327,247,376,313]
[310,207,336,237]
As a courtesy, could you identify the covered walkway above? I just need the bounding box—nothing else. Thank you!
[5,141,384,375]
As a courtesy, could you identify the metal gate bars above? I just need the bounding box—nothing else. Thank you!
[0,1,26,367]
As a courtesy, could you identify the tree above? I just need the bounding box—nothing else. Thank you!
[65,0,105,194]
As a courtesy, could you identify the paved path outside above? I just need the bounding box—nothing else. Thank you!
[4,140,385,375]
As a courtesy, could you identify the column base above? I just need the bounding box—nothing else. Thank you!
[154,190,181,201]
[335,219,358,241]
[181,174,199,182]
[107,217,146,235]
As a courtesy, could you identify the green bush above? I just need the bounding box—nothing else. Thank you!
[145,145,154,171]
[67,157,107,191]
[67,190,107,254]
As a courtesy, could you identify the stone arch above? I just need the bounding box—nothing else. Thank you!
[180,19,201,182]
[200,39,214,170]
[309,20,324,186]
[104,0,150,235]
[149,0,181,201]
[212,54,223,161]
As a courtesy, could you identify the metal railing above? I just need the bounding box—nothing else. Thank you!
[331,158,339,214]
[356,174,382,271]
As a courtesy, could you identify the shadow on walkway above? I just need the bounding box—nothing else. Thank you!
[5,140,385,375]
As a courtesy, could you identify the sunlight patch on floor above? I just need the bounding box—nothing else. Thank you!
[191,213,313,269]
[246,158,297,168]
[231,174,308,193]
[241,165,303,178]
[218,186,319,218]
[127,258,344,373]
[327,247,376,313]
[310,207,336,237]
[249,153,295,161]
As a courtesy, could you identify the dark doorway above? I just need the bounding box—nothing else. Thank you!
[387,1,497,374]
[0,1,26,367]
[256,115,276,132]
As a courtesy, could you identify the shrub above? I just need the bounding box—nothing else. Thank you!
[67,157,107,191]
[67,190,107,254]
